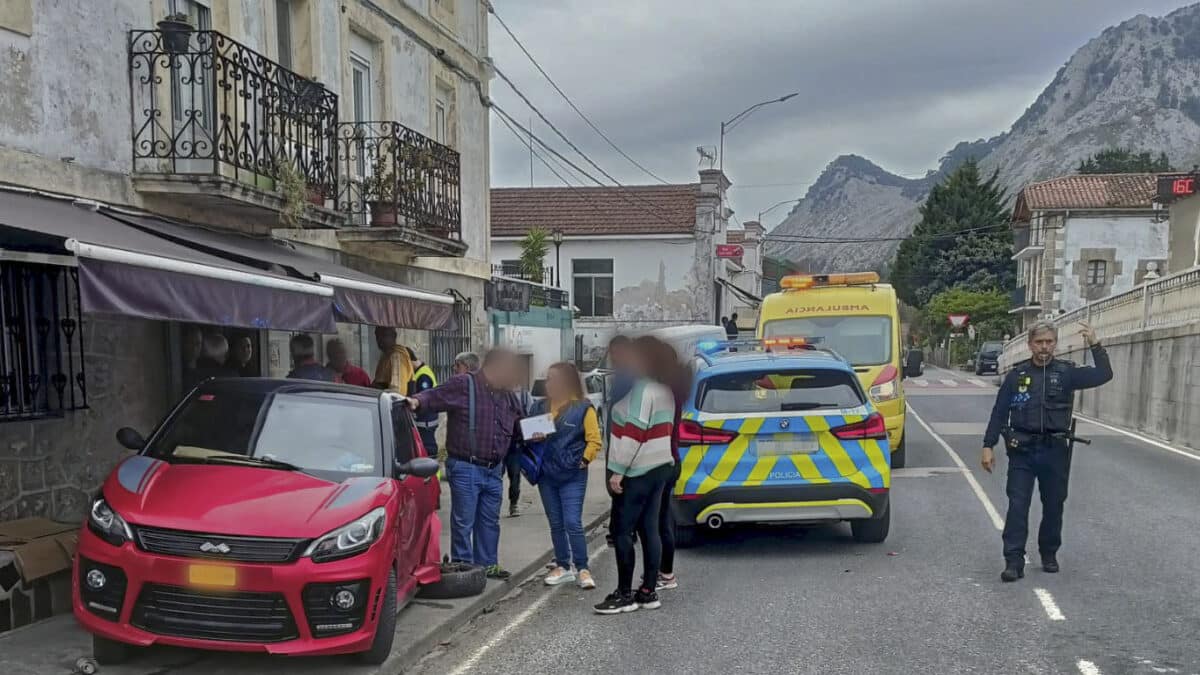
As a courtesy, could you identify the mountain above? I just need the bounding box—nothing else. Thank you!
[768,3,1200,273]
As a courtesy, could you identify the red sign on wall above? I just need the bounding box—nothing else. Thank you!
[1156,174,1198,202]
[716,244,744,259]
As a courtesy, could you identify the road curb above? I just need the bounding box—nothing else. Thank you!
[384,508,611,674]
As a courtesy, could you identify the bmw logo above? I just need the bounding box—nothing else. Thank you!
[779,419,790,429]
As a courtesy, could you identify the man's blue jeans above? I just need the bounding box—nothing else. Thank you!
[446,457,503,566]
[537,469,589,571]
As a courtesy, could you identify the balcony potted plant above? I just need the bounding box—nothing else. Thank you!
[363,157,399,227]
[277,159,309,227]
[157,13,195,54]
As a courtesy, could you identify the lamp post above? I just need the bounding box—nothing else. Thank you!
[758,198,803,224]
[551,229,564,287]
[719,92,799,179]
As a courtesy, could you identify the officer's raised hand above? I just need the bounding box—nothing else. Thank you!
[981,446,996,473]
[1078,321,1098,346]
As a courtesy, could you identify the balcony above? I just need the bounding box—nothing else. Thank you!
[491,265,569,309]
[128,29,342,231]
[1010,224,1045,261]
[1008,285,1041,314]
[335,121,466,257]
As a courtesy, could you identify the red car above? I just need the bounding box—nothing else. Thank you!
[74,379,468,665]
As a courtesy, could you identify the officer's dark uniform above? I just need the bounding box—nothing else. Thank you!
[983,342,1112,573]
[409,363,439,455]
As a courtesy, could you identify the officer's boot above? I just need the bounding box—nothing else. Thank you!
[1000,563,1024,583]
[1041,555,1059,573]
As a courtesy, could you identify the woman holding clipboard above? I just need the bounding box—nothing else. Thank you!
[527,362,602,589]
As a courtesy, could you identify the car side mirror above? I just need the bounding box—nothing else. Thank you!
[396,457,439,479]
[116,427,146,451]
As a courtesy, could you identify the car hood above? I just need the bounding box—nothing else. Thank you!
[102,456,395,538]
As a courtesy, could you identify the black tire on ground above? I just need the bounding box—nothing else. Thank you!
[673,523,701,549]
[357,569,398,665]
[890,432,906,469]
[92,634,131,665]
[851,501,891,543]
[416,561,487,600]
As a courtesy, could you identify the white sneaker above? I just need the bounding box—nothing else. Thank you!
[544,567,576,586]
[655,573,678,591]
[578,569,596,589]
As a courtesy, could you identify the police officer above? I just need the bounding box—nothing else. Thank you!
[407,348,440,456]
[982,320,1112,582]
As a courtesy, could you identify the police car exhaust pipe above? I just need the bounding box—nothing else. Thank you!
[706,514,724,530]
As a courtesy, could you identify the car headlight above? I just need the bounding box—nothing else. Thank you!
[303,507,387,563]
[869,379,899,402]
[89,497,133,546]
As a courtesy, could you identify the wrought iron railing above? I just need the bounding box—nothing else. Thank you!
[129,29,339,201]
[336,121,461,239]
[431,301,471,384]
[0,263,88,421]
[491,263,555,285]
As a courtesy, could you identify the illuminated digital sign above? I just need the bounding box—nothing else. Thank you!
[1156,174,1198,202]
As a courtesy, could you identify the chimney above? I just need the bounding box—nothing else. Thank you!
[742,220,764,241]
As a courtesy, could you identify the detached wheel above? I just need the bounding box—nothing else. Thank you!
[416,561,487,599]
[851,502,891,543]
[890,432,906,469]
[92,635,131,665]
[357,570,398,665]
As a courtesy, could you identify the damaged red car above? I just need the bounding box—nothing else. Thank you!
[73,379,474,665]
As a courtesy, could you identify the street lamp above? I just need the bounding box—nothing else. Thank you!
[551,229,564,288]
[719,92,800,178]
[758,198,803,224]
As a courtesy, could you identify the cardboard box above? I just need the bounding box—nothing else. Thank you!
[0,518,79,584]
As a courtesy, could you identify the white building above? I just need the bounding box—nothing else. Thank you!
[724,220,765,330]
[1009,174,1169,331]
[490,170,748,363]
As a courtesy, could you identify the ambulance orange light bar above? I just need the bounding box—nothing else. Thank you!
[780,272,880,289]
[761,336,824,350]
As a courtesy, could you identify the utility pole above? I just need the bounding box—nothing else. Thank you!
[528,116,534,187]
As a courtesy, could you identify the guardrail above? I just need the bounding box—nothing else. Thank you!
[1000,265,1200,369]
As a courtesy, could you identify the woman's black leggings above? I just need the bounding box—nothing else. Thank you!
[659,462,681,575]
[613,464,672,594]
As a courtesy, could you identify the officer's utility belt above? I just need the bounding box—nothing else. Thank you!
[1002,427,1069,451]
[414,420,439,430]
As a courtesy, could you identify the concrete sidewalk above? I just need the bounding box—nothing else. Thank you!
[0,465,611,675]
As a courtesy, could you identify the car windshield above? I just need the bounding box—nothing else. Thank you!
[147,390,382,480]
[762,316,892,366]
[697,368,864,414]
[980,342,1003,355]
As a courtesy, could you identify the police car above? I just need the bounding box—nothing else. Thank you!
[672,337,892,546]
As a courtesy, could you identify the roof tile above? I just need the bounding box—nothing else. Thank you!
[491,184,698,237]
[1019,173,1158,211]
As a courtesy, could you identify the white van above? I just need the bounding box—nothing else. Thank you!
[648,324,730,361]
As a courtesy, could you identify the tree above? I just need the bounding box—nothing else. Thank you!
[922,288,1012,346]
[892,159,1014,308]
[1077,148,1172,174]
[519,228,549,284]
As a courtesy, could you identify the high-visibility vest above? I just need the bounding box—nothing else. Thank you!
[411,364,439,428]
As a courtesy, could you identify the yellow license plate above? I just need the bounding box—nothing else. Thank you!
[188,564,237,587]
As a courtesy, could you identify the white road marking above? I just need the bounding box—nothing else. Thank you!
[940,379,959,387]
[1076,415,1200,463]
[909,378,929,387]
[907,406,1003,530]
[967,378,987,387]
[1034,587,1065,621]
[447,543,610,675]
[1077,659,1102,674]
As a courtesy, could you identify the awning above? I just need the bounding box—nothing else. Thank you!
[0,191,335,332]
[108,213,457,331]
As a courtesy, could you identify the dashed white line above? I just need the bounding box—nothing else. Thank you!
[1077,659,1102,674]
[967,378,987,387]
[909,378,929,387]
[1034,587,1065,621]
[1076,415,1200,463]
[446,543,610,675]
[940,379,959,387]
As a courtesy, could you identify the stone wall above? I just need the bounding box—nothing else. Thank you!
[1066,323,1200,451]
[0,316,169,523]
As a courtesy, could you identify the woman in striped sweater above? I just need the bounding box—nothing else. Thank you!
[594,336,677,615]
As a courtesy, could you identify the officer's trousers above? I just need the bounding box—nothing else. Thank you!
[1002,438,1071,564]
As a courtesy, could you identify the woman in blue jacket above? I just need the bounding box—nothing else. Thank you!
[531,362,603,589]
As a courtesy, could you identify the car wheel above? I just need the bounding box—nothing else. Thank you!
[674,523,701,549]
[416,561,487,599]
[357,569,398,665]
[890,432,906,469]
[92,635,132,665]
[851,502,890,543]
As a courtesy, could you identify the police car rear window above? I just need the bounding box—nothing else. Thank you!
[697,369,864,414]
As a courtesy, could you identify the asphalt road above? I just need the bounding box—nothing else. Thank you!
[410,366,1200,675]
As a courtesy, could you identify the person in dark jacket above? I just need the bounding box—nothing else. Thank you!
[287,334,336,382]
[982,321,1113,582]
[530,362,602,590]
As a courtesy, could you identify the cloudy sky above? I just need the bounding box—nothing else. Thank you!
[487,0,1189,227]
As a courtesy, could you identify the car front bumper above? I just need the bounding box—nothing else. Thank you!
[73,526,390,656]
[671,484,889,528]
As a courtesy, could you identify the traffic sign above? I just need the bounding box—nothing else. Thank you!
[948,314,969,329]
[967,325,976,340]
[716,244,744,259]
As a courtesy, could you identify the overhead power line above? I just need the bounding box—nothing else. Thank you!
[486,1,670,185]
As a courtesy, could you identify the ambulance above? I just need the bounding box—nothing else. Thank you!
[756,272,907,467]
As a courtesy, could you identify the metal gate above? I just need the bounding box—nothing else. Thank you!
[431,300,471,383]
